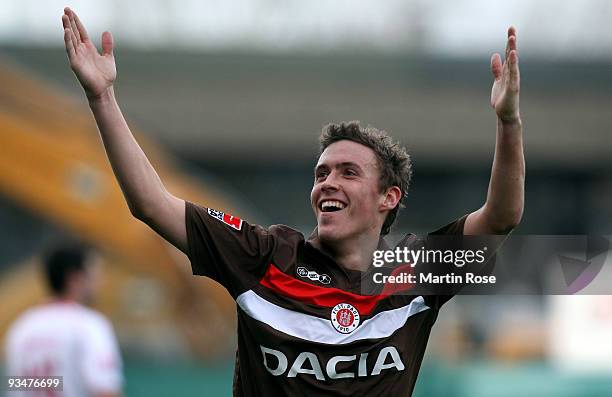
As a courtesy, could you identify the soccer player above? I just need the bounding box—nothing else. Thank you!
[5,242,123,397]
[60,7,523,396]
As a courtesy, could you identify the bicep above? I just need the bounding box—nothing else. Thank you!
[464,207,490,235]
[464,205,512,235]
[140,193,188,254]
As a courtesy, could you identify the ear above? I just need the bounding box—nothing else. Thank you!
[380,186,402,212]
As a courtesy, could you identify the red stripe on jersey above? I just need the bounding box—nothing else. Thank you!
[259,264,394,315]
[381,264,417,296]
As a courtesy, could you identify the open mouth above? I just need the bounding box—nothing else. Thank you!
[319,200,347,213]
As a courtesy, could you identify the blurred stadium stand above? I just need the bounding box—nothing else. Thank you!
[0,59,247,361]
[2,46,610,233]
[1,44,611,396]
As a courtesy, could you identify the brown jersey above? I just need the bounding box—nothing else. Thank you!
[185,202,466,396]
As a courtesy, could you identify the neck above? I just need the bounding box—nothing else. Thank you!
[317,231,382,273]
[52,290,84,305]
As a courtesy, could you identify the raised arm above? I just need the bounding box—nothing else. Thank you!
[464,26,525,235]
[61,8,187,252]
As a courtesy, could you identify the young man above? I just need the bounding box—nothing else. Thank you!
[5,243,123,397]
[60,7,523,396]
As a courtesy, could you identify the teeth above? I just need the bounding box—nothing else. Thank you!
[321,200,346,210]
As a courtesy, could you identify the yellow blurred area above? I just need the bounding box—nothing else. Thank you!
[0,62,239,359]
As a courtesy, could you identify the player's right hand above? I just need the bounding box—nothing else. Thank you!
[61,7,116,100]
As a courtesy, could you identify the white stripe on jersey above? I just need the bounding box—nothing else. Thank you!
[236,290,430,344]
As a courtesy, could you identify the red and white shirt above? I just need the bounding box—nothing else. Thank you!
[5,301,123,397]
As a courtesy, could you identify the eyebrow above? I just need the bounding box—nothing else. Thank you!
[314,161,364,173]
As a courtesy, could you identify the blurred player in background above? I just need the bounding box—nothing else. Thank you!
[60,6,522,396]
[4,242,123,397]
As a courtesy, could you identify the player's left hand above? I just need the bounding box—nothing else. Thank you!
[490,27,520,123]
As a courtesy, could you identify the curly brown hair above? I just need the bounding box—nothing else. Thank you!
[319,121,412,235]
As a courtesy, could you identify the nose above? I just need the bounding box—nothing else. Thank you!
[320,171,340,192]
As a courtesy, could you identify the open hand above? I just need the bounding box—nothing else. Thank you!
[61,7,116,99]
[490,27,520,123]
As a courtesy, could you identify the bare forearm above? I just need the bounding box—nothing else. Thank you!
[484,118,525,230]
[88,87,167,218]
[465,26,523,235]
[62,8,186,252]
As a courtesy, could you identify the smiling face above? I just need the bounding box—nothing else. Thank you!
[311,140,399,245]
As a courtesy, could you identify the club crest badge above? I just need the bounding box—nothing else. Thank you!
[331,303,360,334]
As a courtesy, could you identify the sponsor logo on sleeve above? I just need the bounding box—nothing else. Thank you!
[207,208,243,231]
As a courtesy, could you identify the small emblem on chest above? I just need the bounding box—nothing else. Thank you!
[296,266,331,285]
[331,303,361,334]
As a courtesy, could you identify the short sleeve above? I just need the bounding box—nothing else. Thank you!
[428,214,468,236]
[185,201,275,297]
[81,316,123,395]
[424,214,469,309]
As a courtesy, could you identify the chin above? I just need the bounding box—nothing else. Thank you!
[317,225,347,244]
